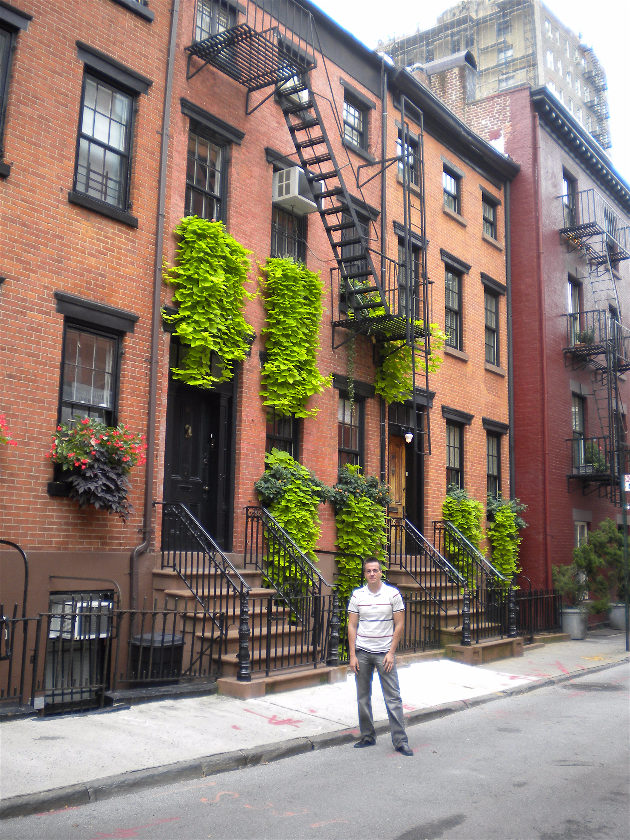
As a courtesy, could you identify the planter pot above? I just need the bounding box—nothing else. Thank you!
[608,603,627,631]
[561,607,588,639]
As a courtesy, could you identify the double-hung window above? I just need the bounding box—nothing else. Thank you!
[343,97,366,149]
[338,395,363,470]
[487,432,501,498]
[186,127,224,220]
[443,166,461,214]
[561,169,577,227]
[271,205,306,263]
[568,278,581,345]
[195,0,236,41]
[445,268,462,350]
[446,421,463,490]
[0,4,31,174]
[484,291,499,365]
[75,75,133,209]
[482,192,498,239]
[397,129,419,187]
[266,409,299,459]
[571,393,586,471]
[397,237,420,319]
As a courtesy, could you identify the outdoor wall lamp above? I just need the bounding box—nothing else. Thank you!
[404,432,414,444]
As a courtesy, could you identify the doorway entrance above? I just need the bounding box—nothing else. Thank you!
[163,376,234,550]
[388,403,424,532]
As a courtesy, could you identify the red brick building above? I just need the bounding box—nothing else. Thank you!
[420,56,630,587]
[0,2,518,702]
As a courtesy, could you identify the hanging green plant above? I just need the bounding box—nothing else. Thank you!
[486,495,527,584]
[255,449,331,588]
[332,464,390,656]
[163,217,255,389]
[374,323,446,404]
[442,486,485,553]
[259,257,332,418]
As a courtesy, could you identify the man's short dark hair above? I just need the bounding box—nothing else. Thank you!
[363,557,382,569]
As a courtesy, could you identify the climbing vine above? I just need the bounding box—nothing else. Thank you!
[374,323,446,404]
[255,449,330,588]
[259,258,332,417]
[486,496,527,584]
[442,485,485,553]
[163,217,255,388]
[332,465,390,655]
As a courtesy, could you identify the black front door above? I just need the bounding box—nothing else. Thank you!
[163,380,234,549]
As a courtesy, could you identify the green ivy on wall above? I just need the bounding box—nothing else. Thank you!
[163,217,255,389]
[486,495,527,584]
[374,323,446,404]
[332,465,390,654]
[259,257,332,418]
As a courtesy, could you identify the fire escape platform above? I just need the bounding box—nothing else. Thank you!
[333,311,428,343]
[186,25,306,91]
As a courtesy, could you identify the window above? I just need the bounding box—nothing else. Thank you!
[574,521,588,547]
[271,206,306,263]
[498,73,515,91]
[185,127,224,221]
[446,421,463,490]
[544,18,552,38]
[568,278,581,345]
[557,60,562,77]
[546,49,555,70]
[397,129,419,187]
[397,238,420,319]
[575,78,581,96]
[340,210,370,311]
[266,410,299,459]
[60,325,120,425]
[195,0,236,41]
[485,291,499,365]
[338,395,363,470]
[445,268,462,350]
[0,26,12,162]
[497,19,511,39]
[343,96,367,150]
[572,393,585,470]
[487,433,501,498]
[74,75,133,209]
[562,170,577,226]
[443,166,461,214]
[498,47,513,62]
[482,193,498,239]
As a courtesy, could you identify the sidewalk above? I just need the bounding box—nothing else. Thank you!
[1,629,628,819]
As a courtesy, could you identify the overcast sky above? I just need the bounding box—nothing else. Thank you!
[310,0,630,184]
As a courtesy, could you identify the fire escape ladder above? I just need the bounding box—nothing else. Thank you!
[278,77,388,325]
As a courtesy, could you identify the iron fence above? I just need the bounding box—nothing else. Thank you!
[514,579,562,643]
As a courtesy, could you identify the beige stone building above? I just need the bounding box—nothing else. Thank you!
[379,0,610,149]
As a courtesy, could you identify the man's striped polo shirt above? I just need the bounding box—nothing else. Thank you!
[348,582,405,653]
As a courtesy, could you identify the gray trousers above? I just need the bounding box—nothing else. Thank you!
[355,648,408,747]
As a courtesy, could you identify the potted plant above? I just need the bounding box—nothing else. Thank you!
[575,328,595,346]
[587,518,629,631]
[48,418,146,520]
[583,440,608,473]
[0,413,16,447]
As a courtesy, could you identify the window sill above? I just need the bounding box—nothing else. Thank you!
[342,140,375,164]
[0,160,10,178]
[396,175,421,196]
[109,0,155,22]
[443,206,467,227]
[444,346,469,362]
[482,232,503,251]
[68,191,139,228]
[485,362,506,377]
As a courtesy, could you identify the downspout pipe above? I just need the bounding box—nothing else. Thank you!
[505,178,515,495]
[379,56,388,483]
[130,0,180,610]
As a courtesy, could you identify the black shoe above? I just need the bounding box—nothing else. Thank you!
[353,736,376,748]
[395,743,413,756]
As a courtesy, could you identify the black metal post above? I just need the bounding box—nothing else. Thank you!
[461,587,471,646]
[236,590,251,682]
[507,586,517,637]
[326,589,340,667]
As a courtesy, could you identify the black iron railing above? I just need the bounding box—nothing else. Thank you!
[564,310,630,371]
[433,520,517,644]
[514,575,562,643]
[567,434,613,478]
[243,506,339,671]
[158,502,251,681]
[0,601,224,713]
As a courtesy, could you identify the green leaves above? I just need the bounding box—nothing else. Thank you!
[163,217,255,389]
[374,323,446,404]
[259,258,332,418]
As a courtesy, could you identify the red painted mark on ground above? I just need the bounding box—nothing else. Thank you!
[231,724,241,729]
[89,818,180,839]
[310,819,350,828]
[243,708,303,728]
[554,660,570,675]
[37,805,80,816]
[403,703,417,710]
[200,791,239,805]
[308,708,318,713]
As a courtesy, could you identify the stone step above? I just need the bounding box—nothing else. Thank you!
[217,664,347,698]
[445,635,525,665]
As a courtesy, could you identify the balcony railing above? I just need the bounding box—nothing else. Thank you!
[567,434,613,478]
[564,310,630,373]
[560,189,629,266]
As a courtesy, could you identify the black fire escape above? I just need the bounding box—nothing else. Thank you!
[561,188,630,503]
[185,0,431,446]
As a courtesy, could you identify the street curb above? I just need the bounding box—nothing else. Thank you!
[1,655,628,821]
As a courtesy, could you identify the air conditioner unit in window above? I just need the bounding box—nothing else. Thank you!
[272,167,318,215]
[49,600,113,640]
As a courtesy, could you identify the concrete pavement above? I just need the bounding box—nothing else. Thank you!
[1,628,628,820]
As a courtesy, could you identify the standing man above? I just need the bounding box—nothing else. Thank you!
[347,557,413,756]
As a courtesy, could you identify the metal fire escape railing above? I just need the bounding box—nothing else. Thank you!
[184,0,432,454]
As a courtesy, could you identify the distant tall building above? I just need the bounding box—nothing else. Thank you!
[379,0,610,149]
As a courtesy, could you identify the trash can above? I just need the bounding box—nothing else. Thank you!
[129,633,184,684]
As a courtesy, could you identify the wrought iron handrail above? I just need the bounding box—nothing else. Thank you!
[439,519,507,584]
[156,502,252,682]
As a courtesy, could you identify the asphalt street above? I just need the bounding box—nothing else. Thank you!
[3,662,628,840]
